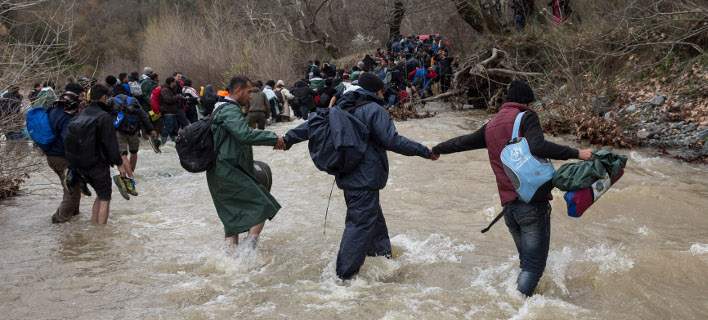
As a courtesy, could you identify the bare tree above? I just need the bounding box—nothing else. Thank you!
[388,0,406,43]
[0,0,76,200]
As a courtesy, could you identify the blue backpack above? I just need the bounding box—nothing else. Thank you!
[25,106,56,151]
[501,111,556,203]
[306,104,369,175]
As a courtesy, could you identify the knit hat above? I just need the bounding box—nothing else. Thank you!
[143,67,154,75]
[358,72,384,93]
[276,80,285,87]
[506,80,535,104]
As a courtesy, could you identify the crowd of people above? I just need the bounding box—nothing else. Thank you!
[286,34,456,121]
[5,33,597,297]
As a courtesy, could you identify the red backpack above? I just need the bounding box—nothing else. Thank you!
[150,86,162,114]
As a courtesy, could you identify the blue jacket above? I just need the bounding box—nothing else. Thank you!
[285,90,431,190]
[44,105,74,157]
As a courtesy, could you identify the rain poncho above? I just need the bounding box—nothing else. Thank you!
[206,101,280,236]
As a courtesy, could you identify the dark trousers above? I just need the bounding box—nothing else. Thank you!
[503,200,551,296]
[161,114,178,142]
[269,99,279,122]
[176,109,190,129]
[336,190,392,280]
[247,111,267,130]
[185,105,199,123]
[46,156,81,222]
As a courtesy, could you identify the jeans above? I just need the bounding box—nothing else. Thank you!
[161,114,178,142]
[269,99,279,122]
[503,200,551,296]
[336,190,392,279]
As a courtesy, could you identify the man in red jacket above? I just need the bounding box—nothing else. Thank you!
[432,80,592,296]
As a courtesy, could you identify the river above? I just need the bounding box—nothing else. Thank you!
[1,107,707,320]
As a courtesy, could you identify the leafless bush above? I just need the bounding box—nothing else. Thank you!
[0,0,76,201]
[140,10,300,87]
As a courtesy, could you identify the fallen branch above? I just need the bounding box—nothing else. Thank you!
[421,90,462,103]
[481,68,544,77]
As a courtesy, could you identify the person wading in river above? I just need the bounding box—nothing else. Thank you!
[283,73,438,280]
[43,91,83,223]
[206,76,286,248]
[432,80,593,297]
[64,84,126,224]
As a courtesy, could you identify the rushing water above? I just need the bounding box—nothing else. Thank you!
[1,106,707,320]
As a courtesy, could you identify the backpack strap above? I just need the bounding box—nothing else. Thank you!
[511,111,526,139]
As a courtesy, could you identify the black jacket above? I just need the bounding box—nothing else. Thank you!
[432,111,579,159]
[74,102,122,167]
[290,82,315,111]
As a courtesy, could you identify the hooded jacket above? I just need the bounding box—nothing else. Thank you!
[285,89,431,190]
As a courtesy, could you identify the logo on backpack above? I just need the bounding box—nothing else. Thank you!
[500,111,555,203]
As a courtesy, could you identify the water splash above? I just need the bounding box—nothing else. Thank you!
[689,243,708,256]
[390,233,475,264]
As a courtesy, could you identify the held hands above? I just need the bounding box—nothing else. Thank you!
[578,148,593,161]
[274,136,286,150]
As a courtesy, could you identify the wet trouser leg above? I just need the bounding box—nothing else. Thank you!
[46,156,81,222]
[366,200,392,257]
[503,200,551,296]
[336,190,391,280]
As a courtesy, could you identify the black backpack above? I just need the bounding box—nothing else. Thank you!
[175,103,228,173]
[64,113,99,169]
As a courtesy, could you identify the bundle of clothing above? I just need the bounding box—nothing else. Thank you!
[552,150,627,217]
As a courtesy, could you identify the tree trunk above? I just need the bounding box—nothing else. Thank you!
[452,0,484,33]
[387,0,405,44]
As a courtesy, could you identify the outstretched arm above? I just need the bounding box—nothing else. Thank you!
[283,120,310,149]
[432,124,487,154]
[522,112,579,160]
[219,106,277,146]
[370,107,432,159]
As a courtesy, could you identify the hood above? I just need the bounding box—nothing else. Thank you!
[336,88,383,112]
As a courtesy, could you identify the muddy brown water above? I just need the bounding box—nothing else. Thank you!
[1,107,707,320]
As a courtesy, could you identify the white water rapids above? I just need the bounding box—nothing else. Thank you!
[1,106,707,319]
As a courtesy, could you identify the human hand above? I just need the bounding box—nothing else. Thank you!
[274,136,286,150]
[578,149,593,161]
[430,153,440,161]
[150,130,158,139]
[117,165,127,177]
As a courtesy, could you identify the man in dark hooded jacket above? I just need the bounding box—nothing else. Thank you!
[283,73,437,280]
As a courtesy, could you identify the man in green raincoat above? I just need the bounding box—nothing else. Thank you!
[207,76,286,248]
